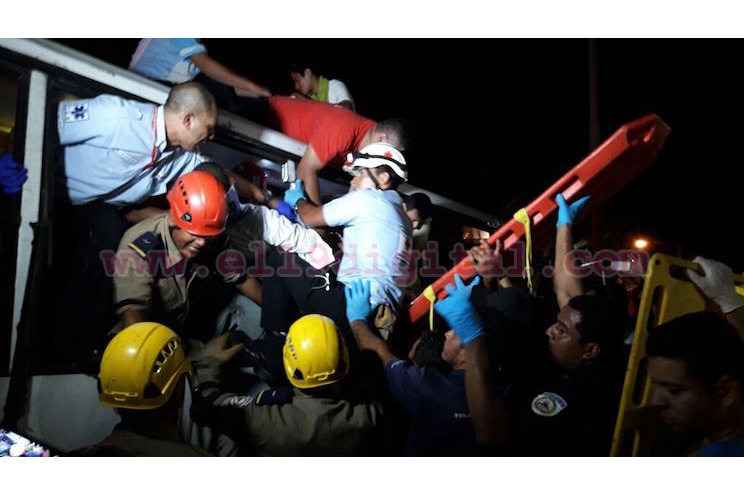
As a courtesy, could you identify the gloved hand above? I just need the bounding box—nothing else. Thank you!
[434,274,484,346]
[556,193,590,229]
[273,199,298,223]
[687,255,744,313]
[191,332,245,366]
[0,153,28,195]
[344,278,372,323]
[283,179,306,209]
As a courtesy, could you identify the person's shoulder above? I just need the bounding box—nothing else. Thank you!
[254,387,294,406]
[120,215,167,246]
[84,94,154,121]
[696,438,744,457]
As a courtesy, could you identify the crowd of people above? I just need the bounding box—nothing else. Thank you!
[3,39,744,457]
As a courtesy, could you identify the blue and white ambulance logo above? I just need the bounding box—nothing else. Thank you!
[64,103,89,122]
[531,392,567,417]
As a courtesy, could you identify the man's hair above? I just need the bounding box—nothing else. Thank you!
[166,81,217,115]
[569,292,627,361]
[646,311,744,390]
[195,161,231,190]
[375,164,406,190]
[411,328,448,371]
[403,192,433,221]
[289,56,321,76]
[374,118,413,152]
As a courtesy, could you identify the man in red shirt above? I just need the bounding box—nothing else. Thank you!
[267,95,411,206]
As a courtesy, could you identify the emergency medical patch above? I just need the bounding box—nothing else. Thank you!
[531,392,567,417]
[63,103,89,122]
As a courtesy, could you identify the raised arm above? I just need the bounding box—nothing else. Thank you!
[687,255,744,339]
[554,194,589,309]
[345,279,396,365]
[189,52,271,98]
[434,274,509,449]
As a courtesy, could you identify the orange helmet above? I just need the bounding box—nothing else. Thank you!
[167,170,228,237]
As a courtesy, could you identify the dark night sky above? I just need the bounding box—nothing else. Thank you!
[54,38,744,272]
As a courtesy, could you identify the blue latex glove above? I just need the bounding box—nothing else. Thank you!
[434,274,484,346]
[344,278,372,323]
[273,199,298,223]
[556,193,590,228]
[283,179,306,209]
[0,153,28,195]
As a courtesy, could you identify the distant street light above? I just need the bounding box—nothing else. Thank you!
[633,238,648,250]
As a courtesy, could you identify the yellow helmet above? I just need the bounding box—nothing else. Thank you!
[282,314,349,389]
[98,322,191,410]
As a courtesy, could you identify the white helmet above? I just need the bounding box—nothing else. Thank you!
[345,142,408,181]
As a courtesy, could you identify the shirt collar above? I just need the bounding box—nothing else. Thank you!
[155,105,167,153]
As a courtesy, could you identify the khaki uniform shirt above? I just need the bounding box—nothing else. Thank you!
[197,385,383,456]
[112,214,190,327]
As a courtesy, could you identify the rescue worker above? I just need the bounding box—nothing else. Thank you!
[262,142,414,350]
[346,277,487,456]
[52,81,269,363]
[189,314,384,456]
[647,311,744,456]
[72,322,211,456]
[109,169,238,342]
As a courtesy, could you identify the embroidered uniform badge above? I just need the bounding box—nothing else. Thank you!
[531,391,568,417]
[64,103,89,122]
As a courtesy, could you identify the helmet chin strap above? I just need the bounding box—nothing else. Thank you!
[365,168,381,190]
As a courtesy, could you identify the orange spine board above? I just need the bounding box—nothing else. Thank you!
[408,114,671,323]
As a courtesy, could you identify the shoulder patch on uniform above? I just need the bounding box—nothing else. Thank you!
[226,395,254,408]
[255,387,293,406]
[127,231,161,258]
[531,391,568,417]
[63,102,89,122]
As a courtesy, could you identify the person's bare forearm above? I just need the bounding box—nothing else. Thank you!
[191,53,271,97]
[464,336,509,448]
[554,223,583,309]
[350,320,395,365]
[725,306,744,341]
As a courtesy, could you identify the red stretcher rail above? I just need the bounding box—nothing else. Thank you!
[408,113,672,324]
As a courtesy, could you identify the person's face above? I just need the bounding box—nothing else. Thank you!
[406,207,423,230]
[440,330,462,365]
[181,107,217,152]
[545,305,589,370]
[648,356,719,434]
[348,167,377,192]
[291,70,313,95]
[171,227,214,260]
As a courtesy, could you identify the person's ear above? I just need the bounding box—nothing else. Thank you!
[715,375,742,407]
[374,132,388,143]
[582,342,600,361]
[182,111,195,131]
[378,170,392,187]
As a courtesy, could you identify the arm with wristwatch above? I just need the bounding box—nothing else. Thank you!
[283,179,327,227]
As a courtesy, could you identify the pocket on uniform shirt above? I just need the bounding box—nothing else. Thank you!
[111,148,147,166]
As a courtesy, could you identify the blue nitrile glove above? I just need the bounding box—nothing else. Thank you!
[434,274,484,346]
[344,278,372,323]
[273,199,298,223]
[0,153,28,195]
[283,179,306,209]
[556,193,590,228]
